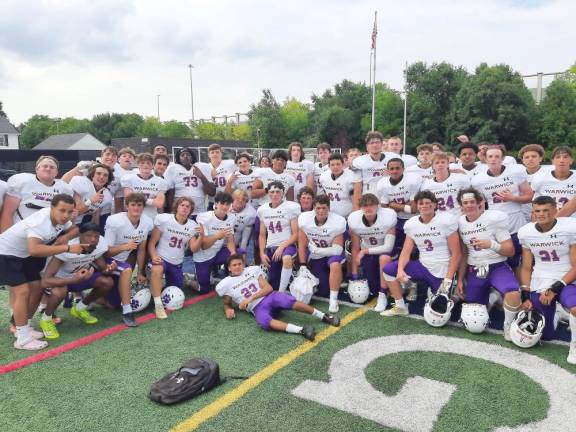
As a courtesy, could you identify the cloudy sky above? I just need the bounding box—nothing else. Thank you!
[0,0,574,125]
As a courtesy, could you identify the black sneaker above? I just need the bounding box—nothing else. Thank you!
[122,312,137,327]
[322,314,340,327]
[301,325,316,341]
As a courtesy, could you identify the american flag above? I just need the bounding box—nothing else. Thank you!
[371,16,377,50]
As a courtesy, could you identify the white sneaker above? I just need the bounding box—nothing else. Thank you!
[381,305,409,317]
[14,338,48,351]
[155,304,168,320]
[503,323,512,341]
[374,296,388,313]
[29,328,45,340]
[329,300,339,314]
[568,344,576,365]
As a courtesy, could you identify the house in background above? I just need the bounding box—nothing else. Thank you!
[0,117,20,149]
[34,132,105,150]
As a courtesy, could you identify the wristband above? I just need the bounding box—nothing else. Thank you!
[350,274,360,281]
[84,199,92,207]
[403,205,412,214]
[521,290,530,302]
[489,240,501,253]
[550,280,567,294]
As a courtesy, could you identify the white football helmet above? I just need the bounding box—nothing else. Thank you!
[161,286,185,310]
[423,292,454,328]
[130,287,151,313]
[460,303,489,334]
[510,310,545,348]
[348,279,370,304]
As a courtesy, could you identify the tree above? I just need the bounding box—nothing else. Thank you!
[248,89,287,147]
[280,98,310,143]
[112,113,144,139]
[159,121,192,138]
[18,115,53,149]
[47,117,91,136]
[538,78,576,147]
[448,63,538,150]
[360,83,404,140]
[135,117,162,137]
[405,62,468,149]
[89,113,126,143]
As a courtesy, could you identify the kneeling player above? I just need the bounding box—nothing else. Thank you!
[216,254,340,340]
[348,193,397,311]
[382,190,461,316]
[456,188,521,339]
[518,196,576,362]
[298,195,346,313]
[41,223,115,338]
[148,197,202,319]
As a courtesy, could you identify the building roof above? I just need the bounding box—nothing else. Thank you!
[34,133,105,150]
[0,117,19,134]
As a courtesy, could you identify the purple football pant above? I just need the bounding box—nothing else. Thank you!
[265,245,297,290]
[104,259,132,306]
[309,254,346,297]
[507,233,522,269]
[150,260,184,288]
[361,254,387,295]
[530,284,576,340]
[393,218,407,257]
[195,247,231,294]
[383,260,442,294]
[465,262,518,304]
[252,291,297,329]
[68,271,104,292]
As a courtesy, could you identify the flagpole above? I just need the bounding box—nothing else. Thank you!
[403,61,408,155]
[371,11,377,132]
[369,51,373,89]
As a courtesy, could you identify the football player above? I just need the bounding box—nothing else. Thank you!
[225,152,260,209]
[69,163,114,226]
[113,147,136,213]
[230,189,257,259]
[382,191,461,316]
[148,197,202,318]
[298,194,347,313]
[257,181,300,292]
[348,193,397,311]
[456,188,521,340]
[313,143,332,189]
[286,141,315,199]
[345,147,362,169]
[405,143,434,181]
[518,144,547,221]
[352,131,390,205]
[153,154,170,178]
[216,254,340,341]
[318,153,357,218]
[297,187,315,212]
[452,142,486,179]
[252,150,296,203]
[385,136,418,168]
[207,144,236,210]
[518,196,576,362]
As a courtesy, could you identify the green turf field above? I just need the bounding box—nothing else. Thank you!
[2,289,575,432]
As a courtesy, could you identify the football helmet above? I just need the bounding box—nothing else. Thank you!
[423,292,454,327]
[348,279,370,304]
[460,303,489,334]
[130,286,151,313]
[510,310,545,348]
[161,286,185,310]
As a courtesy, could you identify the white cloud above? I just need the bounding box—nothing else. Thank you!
[0,0,574,125]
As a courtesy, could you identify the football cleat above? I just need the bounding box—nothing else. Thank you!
[122,312,137,328]
[39,319,60,340]
[14,338,48,351]
[374,294,388,313]
[71,304,98,325]
[300,325,316,341]
[503,323,512,341]
[381,305,409,317]
[322,314,340,327]
[155,304,168,320]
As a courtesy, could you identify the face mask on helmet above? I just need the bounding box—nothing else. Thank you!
[424,292,454,328]
[510,310,546,349]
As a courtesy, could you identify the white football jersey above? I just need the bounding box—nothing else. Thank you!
[458,210,511,266]
[231,205,257,234]
[522,166,552,221]
[421,174,470,217]
[385,152,418,168]
[70,176,113,224]
[113,165,133,198]
[0,180,7,209]
[257,168,296,204]
[503,156,517,166]
[531,170,576,212]
[313,162,329,188]
[405,164,434,181]
[348,208,397,250]
[449,163,487,179]
[227,169,260,209]
[257,200,301,248]
[0,207,73,258]
[6,173,74,223]
[471,164,529,233]
[104,212,153,262]
[404,212,458,278]
[377,173,422,220]
[518,217,576,284]
[286,159,315,198]
[215,266,266,313]
[193,211,237,263]
[298,211,346,259]
[154,213,198,265]
[351,153,390,194]
[164,162,213,214]
[318,169,357,217]
[54,236,109,279]
[209,159,237,202]
[121,173,168,220]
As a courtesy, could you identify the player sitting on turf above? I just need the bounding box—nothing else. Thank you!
[104,193,154,327]
[297,194,346,313]
[518,195,576,362]
[148,197,203,319]
[382,190,461,317]
[257,181,301,292]
[216,254,340,341]
[348,193,397,312]
[456,187,521,340]
[40,223,116,339]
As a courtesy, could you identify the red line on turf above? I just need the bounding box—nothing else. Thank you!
[0,292,216,375]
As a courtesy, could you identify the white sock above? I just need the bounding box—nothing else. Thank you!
[286,323,303,334]
[41,312,52,321]
[395,298,406,309]
[329,291,338,302]
[15,325,30,343]
[503,306,517,327]
[153,296,162,307]
[122,303,133,314]
[570,314,576,340]
[312,309,325,320]
[76,301,88,312]
[279,268,292,292]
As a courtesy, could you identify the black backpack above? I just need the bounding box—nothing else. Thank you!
[149,358,222,405]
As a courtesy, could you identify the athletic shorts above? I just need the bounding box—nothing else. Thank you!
[0,254,46,286]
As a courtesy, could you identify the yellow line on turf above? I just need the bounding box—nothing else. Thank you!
[171,300,375,432]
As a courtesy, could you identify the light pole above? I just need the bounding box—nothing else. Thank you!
[188,64,195,122]
[157,94,160,121]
